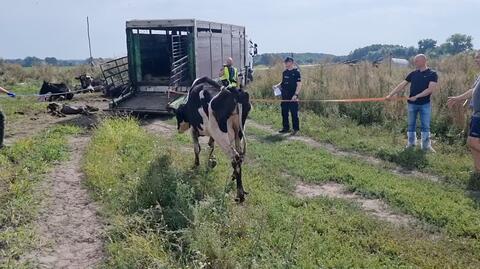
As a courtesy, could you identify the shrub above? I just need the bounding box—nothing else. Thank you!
[376,147,429,169]
[338,102,385,125]
[131,155,195,231]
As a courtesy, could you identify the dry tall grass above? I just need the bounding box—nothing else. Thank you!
[249,53,478,131]
[0,63,102,86]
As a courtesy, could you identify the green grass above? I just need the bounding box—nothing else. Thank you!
[0,125,79,268]
[0,83,44,121]
[250,104,474,187]
[84,118,480,268]
[248,127,480,238]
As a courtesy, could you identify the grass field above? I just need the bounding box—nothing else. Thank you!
[250,105,475,188]
[250,54,477,132]
[1,55,480,267]
[247,53,480,189]
[83,118,480,268]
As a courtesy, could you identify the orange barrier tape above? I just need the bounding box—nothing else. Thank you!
[167,90,408,104]
[168,90,188,95]
[251,96,407,103]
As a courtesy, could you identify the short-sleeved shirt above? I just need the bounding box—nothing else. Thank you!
[471,74,480,114]
[405,69,438,105]
[281,69,301,100]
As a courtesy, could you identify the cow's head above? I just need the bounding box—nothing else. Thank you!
[39,81,50,94]
[47,102,61,112]
[175,104,191,133]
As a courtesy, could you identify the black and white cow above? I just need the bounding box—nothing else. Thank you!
[75,74,105,93]
[175,77,252,202]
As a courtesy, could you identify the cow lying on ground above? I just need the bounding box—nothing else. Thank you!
[39,81,74,101]
[47,103,99,117]
[75,74,105,93]
[175,77,252,202]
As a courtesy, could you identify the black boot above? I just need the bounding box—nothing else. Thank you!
[0,111,4,149]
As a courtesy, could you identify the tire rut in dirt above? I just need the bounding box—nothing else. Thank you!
[23,136,104,269]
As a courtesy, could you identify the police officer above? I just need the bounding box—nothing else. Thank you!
[275,57,302,135]
[220,57,238,88]
[0,86,16,148]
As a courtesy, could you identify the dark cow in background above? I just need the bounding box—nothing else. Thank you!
[103,83,130,99]
[175,77,252,202]
[39,81,74,101]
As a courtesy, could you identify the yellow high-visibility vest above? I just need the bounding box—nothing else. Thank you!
[220,66,238,88]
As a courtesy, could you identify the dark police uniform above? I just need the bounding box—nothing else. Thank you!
[0,109,4,148]
[280,68,301,131]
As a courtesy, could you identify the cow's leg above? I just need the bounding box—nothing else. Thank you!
[232,114,247,160]
[232,158,246,203]
[207,137,217,168]
[209,112,248,201]
[192,130,201,167]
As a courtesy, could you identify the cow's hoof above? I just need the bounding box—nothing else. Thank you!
[235,190,246,203]
[208,159,217,169]
[234,196,245,203]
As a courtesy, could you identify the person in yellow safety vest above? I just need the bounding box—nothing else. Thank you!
[219,57,238,88]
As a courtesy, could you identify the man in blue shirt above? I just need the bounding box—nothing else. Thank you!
[274,57,302,135]
[386,54,438,151]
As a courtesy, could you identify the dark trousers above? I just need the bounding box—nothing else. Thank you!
[281,101,299,131]
[0,111,4,147]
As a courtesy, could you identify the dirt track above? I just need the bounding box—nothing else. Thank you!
[24,136,104,269]
[294,181,414,226]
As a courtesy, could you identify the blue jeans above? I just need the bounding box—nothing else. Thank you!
[407,102,431,132]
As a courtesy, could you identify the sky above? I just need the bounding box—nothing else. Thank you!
[0,0,479,59]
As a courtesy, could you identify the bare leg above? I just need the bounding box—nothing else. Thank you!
[467,137,480,172]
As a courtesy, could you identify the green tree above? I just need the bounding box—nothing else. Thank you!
[444,34,473,54]
[418,39,437,54]
[45,57,58,66]
[22,56,43,67]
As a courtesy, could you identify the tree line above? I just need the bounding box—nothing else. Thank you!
[254,33,474,66]
[0,57,102,67]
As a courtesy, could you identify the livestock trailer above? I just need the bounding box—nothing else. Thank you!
[103,19,257,113]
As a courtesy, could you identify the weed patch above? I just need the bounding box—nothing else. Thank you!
[377,147,429,169]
